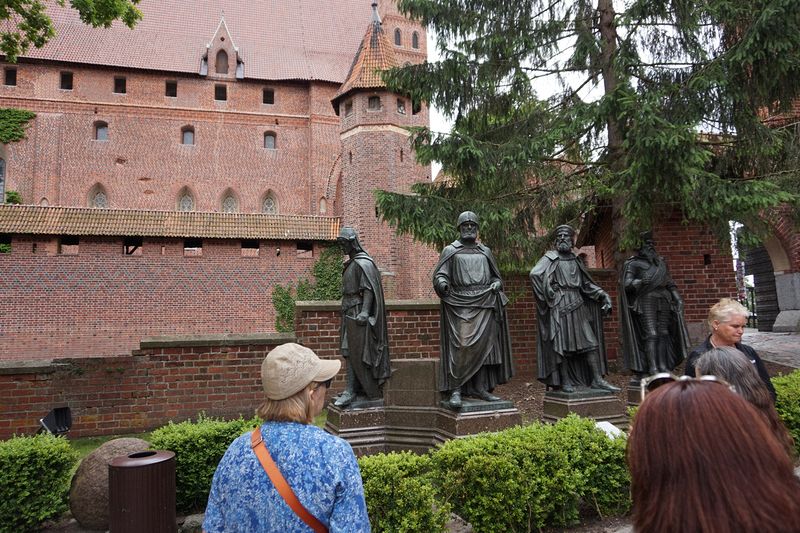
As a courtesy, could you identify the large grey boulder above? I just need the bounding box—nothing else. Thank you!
[69,437,150,531]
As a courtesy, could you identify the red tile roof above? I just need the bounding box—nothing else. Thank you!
[0,204,340,240]
[9,0,379,83]
[332,5,398,104]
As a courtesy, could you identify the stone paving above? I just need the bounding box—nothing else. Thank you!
[742,329,800,369]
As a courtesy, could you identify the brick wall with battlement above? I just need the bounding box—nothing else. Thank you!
[0,234,324,360]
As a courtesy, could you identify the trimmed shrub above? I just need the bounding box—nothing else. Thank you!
[149,415,258,513]
[773,369,800,453]
[430,415,630,532]
[0,434,79,533]
[359,452,450,533]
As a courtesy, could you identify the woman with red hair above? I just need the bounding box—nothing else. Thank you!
[628,379,800,532]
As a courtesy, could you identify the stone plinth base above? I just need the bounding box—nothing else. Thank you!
[325,358,521,455]
[325,403,522,456]
[542,389,627,429]
[626,378,643,407]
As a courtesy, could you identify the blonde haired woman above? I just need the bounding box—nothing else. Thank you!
[684,298,776,401]
[204,343,370,532]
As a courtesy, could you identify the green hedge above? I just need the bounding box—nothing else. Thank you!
[359,452,450,533]
[430,415,630,532]
[149,415,258,513]
[0,434,78,533]
[773,369,800,453]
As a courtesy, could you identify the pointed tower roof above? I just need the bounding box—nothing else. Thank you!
[331,2,399,110]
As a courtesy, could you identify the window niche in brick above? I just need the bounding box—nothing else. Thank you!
[241,239,259,257]
[262,88,274,104]
[367,95,381,111]
[4,67,16,86]
[396,98,406,114]
[165,80,177,97]
[89,185,108,208]
[183,238,202,257]
[58,235,79,255]
[181,125,195,145]
[412,99,421,115]
[214,84,227,101]
[216,50,229,74]
[94,121,109,141]
[60,71,73,90]
[412,31,420,49]
[221,191,237,212]
[113,76,126,94]
[263,131,276,149]
[344,99,353,117]
[394,28,401,46]
[178,188,195,211]
[296,240,313,258]
[262,193,278,214]
[123,236,143,256]
[0,234,10,254]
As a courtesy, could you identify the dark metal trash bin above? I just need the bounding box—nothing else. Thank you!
[109,450,176,533]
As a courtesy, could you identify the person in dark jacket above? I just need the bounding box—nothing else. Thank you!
[684,298,776,402]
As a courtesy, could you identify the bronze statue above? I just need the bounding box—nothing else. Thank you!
[334,227,391,407]
[620,231,689,378]
[531,225,619,393]
[433,211,514,408]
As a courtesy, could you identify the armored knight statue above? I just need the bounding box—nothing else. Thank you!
[620,231,690,378]
[334,227,391,407]
[433,211,514,409]
[531,224,620,393]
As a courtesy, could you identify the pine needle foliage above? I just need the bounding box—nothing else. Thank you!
[377,0,800,270]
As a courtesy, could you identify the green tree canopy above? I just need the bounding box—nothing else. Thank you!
[0,0,142,62]
[377,0,800,270]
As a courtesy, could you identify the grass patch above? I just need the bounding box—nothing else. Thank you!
[69,431,154,459]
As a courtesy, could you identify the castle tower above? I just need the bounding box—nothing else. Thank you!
[331,2,434,298]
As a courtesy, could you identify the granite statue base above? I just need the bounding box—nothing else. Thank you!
[627,378,643,407]
[325,358,521,456]
[542,388,627,429]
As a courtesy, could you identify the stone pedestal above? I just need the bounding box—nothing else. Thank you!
[774,273,800,332]
[626,378,643,407]
[542,388,627,429]
[325,358,521,455]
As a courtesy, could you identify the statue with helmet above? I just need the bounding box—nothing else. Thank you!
[531,224,620,393]
[334,227,391,408]
[432,211,514,409]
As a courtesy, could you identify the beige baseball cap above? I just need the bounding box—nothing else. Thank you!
[261,343,341,400]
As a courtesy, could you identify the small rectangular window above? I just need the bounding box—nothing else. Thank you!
[165,80,177,97]
[368,95,381,110]
[113,76,126,94]
[60,71,73,90]
[396,98,406,114]
[184,238,203,257]
[412,99,421,115]
[344,100,353,117]
[214,84,227,101]
[58,235,79,255]
[241,239,260,257]
[296,240,313,258]
[4,68,17,86]
[262,88,274,104]
[123,237,143,256]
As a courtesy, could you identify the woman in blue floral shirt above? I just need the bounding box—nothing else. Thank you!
[203,343,370,533]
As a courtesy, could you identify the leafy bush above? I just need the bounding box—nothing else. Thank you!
[149,415,258,513]
[358,452,450,533]
[273,244,342,331]
[5,190,22,204]
[773,369,800,453]
[430,415,630,532]
[0,434,78,533]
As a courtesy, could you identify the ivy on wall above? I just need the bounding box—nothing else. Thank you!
[0,108,35,143]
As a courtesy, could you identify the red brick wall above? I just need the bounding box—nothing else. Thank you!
[0,337,294,440]
[770,206,800,273]
[0,235,320,360]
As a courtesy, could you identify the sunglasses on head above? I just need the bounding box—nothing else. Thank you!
[314,378,333,390]
[641,372,733,399]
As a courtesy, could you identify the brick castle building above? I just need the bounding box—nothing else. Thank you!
[0,0,437,359]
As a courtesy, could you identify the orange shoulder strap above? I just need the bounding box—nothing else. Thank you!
[250,428,328,533]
